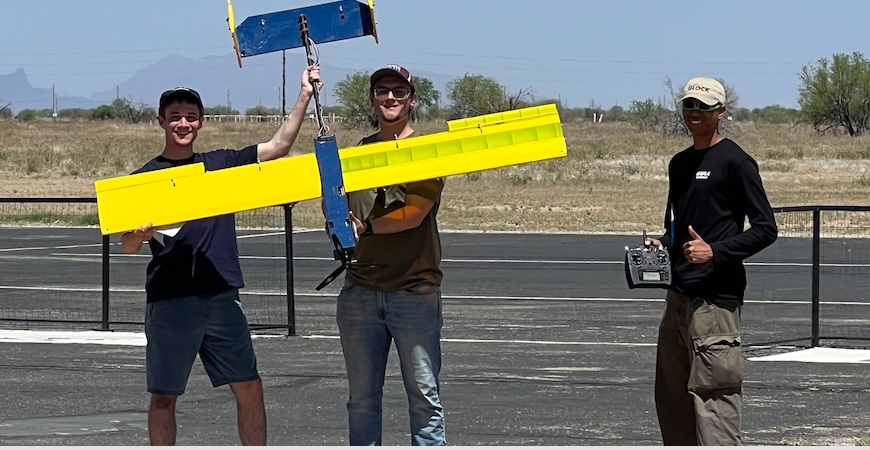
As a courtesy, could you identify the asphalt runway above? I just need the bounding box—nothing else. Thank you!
[0,227,868,445]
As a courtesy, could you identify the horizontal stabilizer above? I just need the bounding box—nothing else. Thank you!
[235,0,377,58]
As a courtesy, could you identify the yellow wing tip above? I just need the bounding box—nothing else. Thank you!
[367,0,379,44]
[227,0,243,68]
[446,103,562,131]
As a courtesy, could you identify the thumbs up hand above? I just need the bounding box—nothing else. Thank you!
[682,225,713,264]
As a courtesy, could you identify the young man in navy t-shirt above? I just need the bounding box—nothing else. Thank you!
[120,65,322,446]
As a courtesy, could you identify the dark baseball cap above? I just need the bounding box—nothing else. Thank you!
[370,64,415,93]
[158,87,204,116]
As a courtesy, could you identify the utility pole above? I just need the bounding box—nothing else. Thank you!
[227,89,232,112]
[52,83,57,121]
[282,50,287,116]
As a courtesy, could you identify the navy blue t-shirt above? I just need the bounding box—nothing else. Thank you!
[131,146,258,302]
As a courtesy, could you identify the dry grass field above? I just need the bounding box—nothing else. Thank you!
[2,118,870,233]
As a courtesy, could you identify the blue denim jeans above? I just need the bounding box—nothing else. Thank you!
[336,279,445,446]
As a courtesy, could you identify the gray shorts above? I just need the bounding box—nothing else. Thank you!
[144,289,260,396]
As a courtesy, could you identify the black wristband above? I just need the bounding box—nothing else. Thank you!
[362,219,374,237]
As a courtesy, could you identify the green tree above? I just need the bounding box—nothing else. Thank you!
[15,109,38,122]
[607,104,627,122]
[111,97,155,123]
[732,107,752,122]
[90,104,116,121]
[752,105,801,125]
[58,108,89,119]
[333,71,376,128]
[798,51,870,136]
[445,73,509,119]
[628,98,665,132]
[0,101,11,120]
[245,105,281,116]
[204,105,240,115]
[563,107,587,122]
[410,76,441,121]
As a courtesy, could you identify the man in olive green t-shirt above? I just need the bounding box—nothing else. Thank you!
[333,64,446,446]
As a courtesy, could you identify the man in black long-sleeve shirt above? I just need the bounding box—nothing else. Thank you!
[646,76,777,446]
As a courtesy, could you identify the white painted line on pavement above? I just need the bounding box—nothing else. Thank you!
[302,335,657,347]
[0,330,276,347]
[1,285,870,306]
[0,243,103,253]
[0,331,866,363]
[748,347,870,364]
[0,330,146,346]
[26,252,870,269]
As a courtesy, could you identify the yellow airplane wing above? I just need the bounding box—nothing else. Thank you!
[95,104,567,235]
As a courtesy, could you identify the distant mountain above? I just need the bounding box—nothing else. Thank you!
[1,53,511,114]
[87,52,455,112]
[0,68,102,113]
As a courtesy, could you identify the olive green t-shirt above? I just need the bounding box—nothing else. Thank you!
[346,132,445,291]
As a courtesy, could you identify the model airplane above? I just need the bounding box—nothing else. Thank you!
[227,0,380,283]
[94,1,569,289]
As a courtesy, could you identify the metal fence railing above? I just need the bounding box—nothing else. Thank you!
[0,198,299,334]
[741,206,870,348]
[1,199,870,347]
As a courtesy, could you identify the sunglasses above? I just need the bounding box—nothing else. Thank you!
[372,87,411,101]
[682,98,721,111]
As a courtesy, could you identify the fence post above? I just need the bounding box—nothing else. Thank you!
[811,208,821,347]
[101,234,111,331]
[283,204,297,336]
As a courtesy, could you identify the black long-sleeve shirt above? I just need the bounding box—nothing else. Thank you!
[658,138,778,305]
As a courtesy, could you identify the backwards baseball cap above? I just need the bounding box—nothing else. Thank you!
[370,64,415,93]
[158,86,204,116]
[678,77,726,106]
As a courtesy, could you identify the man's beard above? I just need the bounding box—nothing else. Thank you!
[381,113,406,124]
[382,105,412,123]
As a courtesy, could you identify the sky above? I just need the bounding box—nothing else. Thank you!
[2,0,870,110]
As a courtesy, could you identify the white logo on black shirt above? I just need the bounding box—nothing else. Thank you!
[695,170,711,180]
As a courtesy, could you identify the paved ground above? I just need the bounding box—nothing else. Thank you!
[0,227,868,445]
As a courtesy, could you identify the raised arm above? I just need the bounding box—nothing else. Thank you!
[256,65,322,162]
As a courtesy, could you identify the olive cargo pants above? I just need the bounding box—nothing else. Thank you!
[654,290,743,446]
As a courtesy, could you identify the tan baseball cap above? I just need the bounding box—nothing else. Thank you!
[678,77,726,106]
